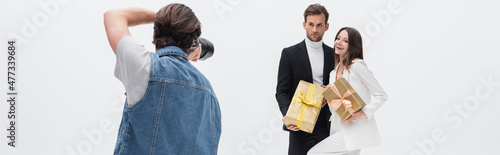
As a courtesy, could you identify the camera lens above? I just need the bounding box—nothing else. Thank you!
[197,38,214,61]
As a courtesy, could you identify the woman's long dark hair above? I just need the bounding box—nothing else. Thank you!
[334,27,363,70]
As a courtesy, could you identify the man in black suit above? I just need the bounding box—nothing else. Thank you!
[276,4,336,155]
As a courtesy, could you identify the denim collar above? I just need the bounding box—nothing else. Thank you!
[156,46,188,60]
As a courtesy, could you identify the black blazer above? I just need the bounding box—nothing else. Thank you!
[276,40,335,132]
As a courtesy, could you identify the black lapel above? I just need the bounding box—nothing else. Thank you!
[322,43,334,85]
[298,40,313,83]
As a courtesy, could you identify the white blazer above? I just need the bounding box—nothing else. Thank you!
[328,59,388,150]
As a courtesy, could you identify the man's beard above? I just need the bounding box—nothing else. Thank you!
[307,33,323,42]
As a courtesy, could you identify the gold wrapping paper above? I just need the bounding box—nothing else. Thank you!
[284,80,326,133]
[323,78,366,121]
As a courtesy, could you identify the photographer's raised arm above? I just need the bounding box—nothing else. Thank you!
[104,8,156,54]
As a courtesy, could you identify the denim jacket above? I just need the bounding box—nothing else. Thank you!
[114,46,221,155]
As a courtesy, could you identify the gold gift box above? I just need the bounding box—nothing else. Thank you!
[284,80,326,133]
[323,78,366,121]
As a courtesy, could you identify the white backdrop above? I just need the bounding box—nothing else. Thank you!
[1,0,500,154]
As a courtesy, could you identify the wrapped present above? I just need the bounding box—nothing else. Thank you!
[323,78,366,121]
[284,80,326,133]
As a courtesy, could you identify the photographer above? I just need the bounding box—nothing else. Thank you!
[104,3,221,155]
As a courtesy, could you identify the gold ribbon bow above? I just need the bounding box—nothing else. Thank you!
[329,85,357,116]
[293,84,321,129]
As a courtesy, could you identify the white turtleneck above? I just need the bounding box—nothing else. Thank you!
[305,37,324,86]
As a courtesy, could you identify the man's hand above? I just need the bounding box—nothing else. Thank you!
[282,117,299,131]
[321,85,331,108]
[342,110,367,124]
[104,8,156,54]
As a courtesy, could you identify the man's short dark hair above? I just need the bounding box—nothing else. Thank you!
[304,3,329,23]
[153,3,201,53]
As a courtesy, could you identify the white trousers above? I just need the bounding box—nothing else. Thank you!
[307,131,361,155]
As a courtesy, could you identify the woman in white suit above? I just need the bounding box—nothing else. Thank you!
[308,27,388,155]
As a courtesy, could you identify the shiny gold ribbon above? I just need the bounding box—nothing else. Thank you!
[329,85,357,116]
[293,84,321,129]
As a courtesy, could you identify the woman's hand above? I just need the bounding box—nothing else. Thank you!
[282,117,299,131]
[342,110,367,124]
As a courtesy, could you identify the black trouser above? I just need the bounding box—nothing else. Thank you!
[287,108,331,155]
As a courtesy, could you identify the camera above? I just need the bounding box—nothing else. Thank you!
[190,38,214,61]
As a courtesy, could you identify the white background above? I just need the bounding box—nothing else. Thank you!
[1,0,500,154]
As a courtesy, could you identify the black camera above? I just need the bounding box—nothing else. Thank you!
[190,38,214,61]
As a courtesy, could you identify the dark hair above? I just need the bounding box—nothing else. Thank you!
[335,27,363,70]
[153,3,201,53]
[304,3,329,23]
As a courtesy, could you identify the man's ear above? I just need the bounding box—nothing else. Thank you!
[303,21,306,30]
[325,23,329,31]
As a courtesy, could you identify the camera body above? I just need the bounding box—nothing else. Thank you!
[190,38,214,61]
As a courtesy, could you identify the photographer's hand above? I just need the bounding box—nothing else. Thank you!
[188,43,202,62]
[104,8,156,54]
